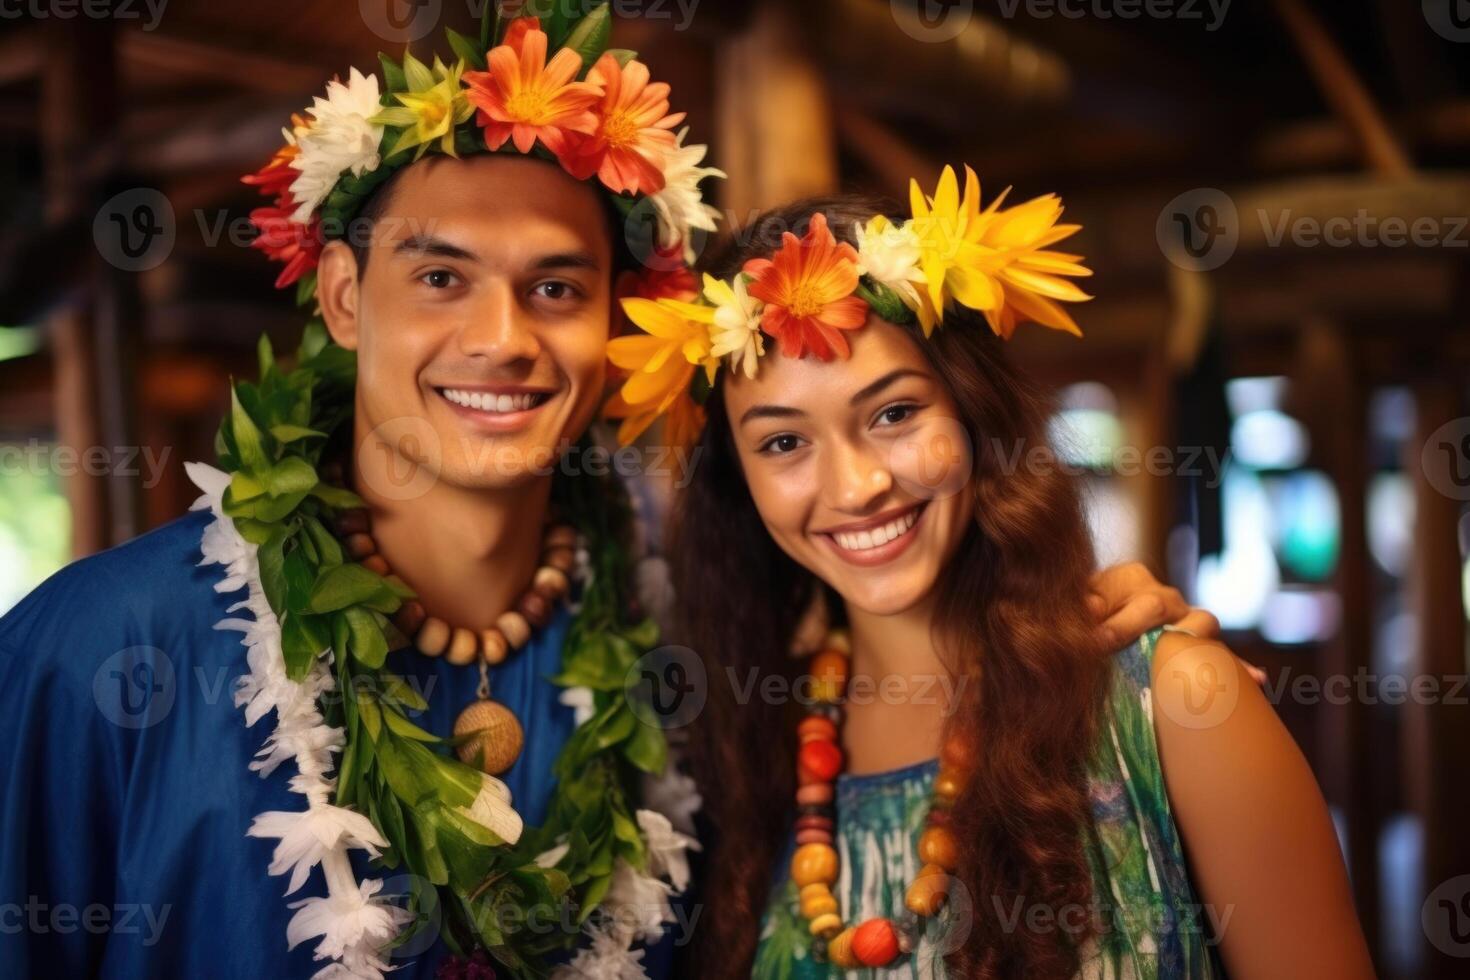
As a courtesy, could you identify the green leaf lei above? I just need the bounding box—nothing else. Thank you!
[216,319,669,975]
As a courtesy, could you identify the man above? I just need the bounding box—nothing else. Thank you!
[0,14,1216,980]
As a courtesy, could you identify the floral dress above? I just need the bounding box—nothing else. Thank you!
[754,629,1227,979]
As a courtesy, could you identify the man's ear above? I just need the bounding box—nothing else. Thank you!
[317,240,362,351]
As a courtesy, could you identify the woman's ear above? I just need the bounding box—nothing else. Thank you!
[317,240,361,351]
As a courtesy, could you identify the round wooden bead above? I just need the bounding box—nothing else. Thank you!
[794,813,834,831]
[496,610,532,649]
[851,918,900,967]
[797,715,838,744]
[918,826,959,869]
[545,524,579,550]
[543,546,576,573]
[824,628,851,653]
[446,627,478,666]
[796,783,834,807]
[416,617,450,656]
[361,555,390,576]
[452,699,524,775]
[933,771,963,804]
[827,927,860,968]
[800,888,839,919]
[335,508,370,534]
[532,565,569,599]
[905,864,949,916]
[798,740,843,783]
[809,651,849,702]
[343,533,376,559]
[790,843,838,887]
[517,590,551,628]
[807,913,842,938]
[480,628,508,665]
[941,733,977,775]
[794,829,833,846]
[393,600,427,636]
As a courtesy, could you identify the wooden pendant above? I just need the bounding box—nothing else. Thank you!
[453,699,525,775]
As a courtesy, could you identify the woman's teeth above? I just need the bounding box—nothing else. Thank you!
[441,388,543,413]
[831,509,919,552]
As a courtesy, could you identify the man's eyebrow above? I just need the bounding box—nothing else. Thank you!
[393,235,478,261]
[529,251,602,273]
[738,404,805,427]
[849,368,927,405]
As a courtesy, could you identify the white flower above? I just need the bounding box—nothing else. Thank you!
[635,809,700,892]
[702,273,765,379]
[248,805,388,894]
[642,764,702,837]
[603,859,675,944]
[289,67,384,222]
[560,686,596,727]
[854,214,926,312]
[536,841,572,869]
[551,920,649,979]
[646,126,725,265]
[287,875,404,962]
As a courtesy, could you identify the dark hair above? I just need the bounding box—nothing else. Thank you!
[342,153,640,279]
[673,194,1112,978]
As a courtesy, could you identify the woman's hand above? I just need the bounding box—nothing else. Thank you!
[1088,562,1267,686]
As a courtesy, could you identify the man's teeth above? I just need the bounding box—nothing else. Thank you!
[442,389,542,413]
[831,509,919,552]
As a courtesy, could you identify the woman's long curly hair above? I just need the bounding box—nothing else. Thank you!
[670,194,1114,978]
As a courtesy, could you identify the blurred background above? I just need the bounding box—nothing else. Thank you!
[0,1,1467,976]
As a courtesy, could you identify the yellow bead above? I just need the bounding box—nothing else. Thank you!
[790,843,839,887]
[807,912,842,938]
[933,771,963,804]
[905,863,950,916]
[828,927,860,968]
[918,826,959,869]
[800,892,839,919]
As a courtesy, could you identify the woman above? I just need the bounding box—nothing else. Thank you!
[607,173,1373,979]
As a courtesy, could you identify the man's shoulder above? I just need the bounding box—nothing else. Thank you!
[0,510,236,671]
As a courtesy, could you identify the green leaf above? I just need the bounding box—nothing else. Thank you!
[563,2,610,68]
[384,705,440,742]
[306,563,393,614]
[383,672,428,711]
[257,527,289,613]
[302,515,344,568]
[269,424,326,444]
[378,52,407,93]
[282,545,316,614]
[231,386,270,473]
[228,470,267,504]
[257,332,276,378]
[445,27,487,70]
[623,718,667,775]
[309,483,365,510]
[262,456,318,498]
[281,611,329,679]
[344,605,390,668]
[602,48,638,67]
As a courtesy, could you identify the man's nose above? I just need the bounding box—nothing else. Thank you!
[456,280,542,364]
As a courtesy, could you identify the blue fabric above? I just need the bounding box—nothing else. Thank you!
[0,510,679,978]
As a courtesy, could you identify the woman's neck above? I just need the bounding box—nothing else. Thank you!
[352,426,552,633]
[840,591,960,774]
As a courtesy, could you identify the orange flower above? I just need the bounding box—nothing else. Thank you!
[462,18,603,159]
[742,211,870,360]
[561,53,684,195]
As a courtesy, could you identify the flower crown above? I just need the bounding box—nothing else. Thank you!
[603,164,1093,447]
[241,5,724,303]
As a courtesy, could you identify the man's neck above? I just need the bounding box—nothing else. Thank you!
[352,423,553,633]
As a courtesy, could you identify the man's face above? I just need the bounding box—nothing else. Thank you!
[319,154,623,492]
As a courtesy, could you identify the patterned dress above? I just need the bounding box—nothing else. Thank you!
[754,629,1227,979]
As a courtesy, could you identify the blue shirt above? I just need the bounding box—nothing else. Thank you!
[0,510,678,978]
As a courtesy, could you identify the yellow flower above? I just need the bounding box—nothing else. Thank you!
[371,54,476,161]
[908,164,1092,338]
[701,273,764,380]
[605,296,719,446]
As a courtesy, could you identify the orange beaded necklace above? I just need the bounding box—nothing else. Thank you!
[789,629,969,970]
[332,505,579,776]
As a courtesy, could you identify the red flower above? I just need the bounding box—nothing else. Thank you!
[248,195,322,289]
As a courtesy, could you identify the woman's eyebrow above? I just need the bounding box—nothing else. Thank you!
[738,404,805,426]
[849,368,928,405]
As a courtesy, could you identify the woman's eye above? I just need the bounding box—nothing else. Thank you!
[760,434,803,455]
[877,403,917,427]
[421,269,458,289]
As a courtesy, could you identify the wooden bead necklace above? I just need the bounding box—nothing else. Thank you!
[333,506,579,777]
[789,629,970,970]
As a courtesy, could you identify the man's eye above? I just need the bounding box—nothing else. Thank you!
[422,270,458,289]
[534,281,579,301]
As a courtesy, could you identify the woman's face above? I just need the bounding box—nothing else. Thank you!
[723,314,976,616]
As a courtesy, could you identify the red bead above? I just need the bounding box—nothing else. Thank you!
[798,715,838,744]
[851,918,900,967]
[798,739,843,783]
[796,784,834,806]
[794,814,834,832]
[795,828,833,846]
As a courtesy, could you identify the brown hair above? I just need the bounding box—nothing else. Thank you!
[670,194,1112,978]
